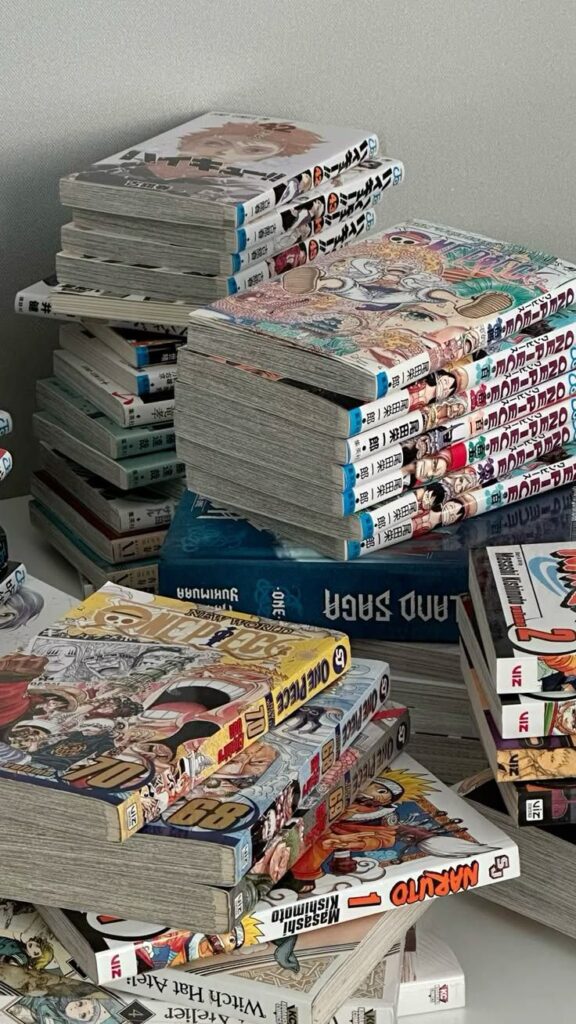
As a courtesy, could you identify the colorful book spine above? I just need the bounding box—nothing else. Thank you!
[237,132,379,224]
[0,448,12,482]
[512,780,576,826]
[59,325,178,397]
[0,561,27,604]
[228,208,377,295]
[352,444,576,558]
[53,349,175,426]
[236,157,403,251]
[89,323,186,368]
[144,661,393,882]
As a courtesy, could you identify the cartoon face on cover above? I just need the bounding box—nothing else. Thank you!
[203,223,574,378]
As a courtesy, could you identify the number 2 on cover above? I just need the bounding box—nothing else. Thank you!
[515,625,576,643]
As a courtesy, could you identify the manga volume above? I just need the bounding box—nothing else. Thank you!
[53,349,175,428]
[60,325,177,397]
[397,928,465,1016]
[85,322,185,369]
[0,582,350,841]
[0,563,27,605]
[59,111,379,227]
[186,220,576,401]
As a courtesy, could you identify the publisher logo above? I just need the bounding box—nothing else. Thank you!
[518,711,529,733]
[526,798,544,822]
[110,954,122,980]
[511,665,522,687]
[332,645,349,674]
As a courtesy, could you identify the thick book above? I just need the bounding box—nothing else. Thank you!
[0,562,27,605]
[38,446,184,533]
[30,471,169,563]
[33,411,184,490]
[59,324,177,396]
[0,582,350,842]
[36,377,177,459]
[397,928,465,1016]
[185,220,576,402]
[59,111,379,227]
[70,156,403,258]
[159,486,576,642]
[56,208,379,302]
[53,348,175,427]
[85,321,185,368]
[470,539,576,694]
[15,275,192,330]
[29,500,160,593]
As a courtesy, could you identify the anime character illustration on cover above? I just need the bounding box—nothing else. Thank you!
[209,225,561,376]
[0,965,127,1024]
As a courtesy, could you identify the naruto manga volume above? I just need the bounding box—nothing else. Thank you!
[0,583,350,841]
[187,220,576,401]
[59,111,380,226]
[48,752,518,997]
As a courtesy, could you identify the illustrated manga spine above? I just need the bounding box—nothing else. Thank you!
[378,278,576,396]
[53,350,175,426]
[129,340,184,368]
[236,157,403,252]
[130,363,177,396]
[229,208,378,295]
[59,326,178,397]
[0,561,26,604]
[0,411,12,436]
[0,448,12,482]
[349,448,576,559]
[514,782,576,826]
[237,131,380,225]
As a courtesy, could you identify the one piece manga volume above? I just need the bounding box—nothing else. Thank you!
[0,583,350,841]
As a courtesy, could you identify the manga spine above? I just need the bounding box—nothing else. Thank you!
[492,695,563,740]
[107,426,176,460]
[236,157,404,252]
[85,320,186,369]
[0,411,12,437]
[341,445,405,490]
[229,208,378,295]
[0,448,12,482]
[237,131,380,225]
[0,561,26,605]
[59,326,178,397]
[129,341,183,368]
[345,406,425,463]
[0,526,7,569]
[513,783,576,826]
[350,450,576,559]
[377,278,576,397]
[53,350,175,427]
[397,972,465,1016]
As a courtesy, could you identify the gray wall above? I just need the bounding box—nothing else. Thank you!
[1,0,575,495]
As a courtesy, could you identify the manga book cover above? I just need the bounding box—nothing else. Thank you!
[0,900,72,975]
[460,614,576,782]
[190,221,576,399]
[143,659,393,882]
[61,111,379,224]
[0,584,349,840]
[472,539,576,697]
[0,564,27,605]
[397,928,465,1016]
[0,577,77,658]
[0,447,13,482]
[352,441,576,559]
[237,156,403,253]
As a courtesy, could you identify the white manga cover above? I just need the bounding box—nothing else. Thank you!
[53,349,175,427]
[0,563,27,606]
[0,576,77,656]
[397,929,465,1016]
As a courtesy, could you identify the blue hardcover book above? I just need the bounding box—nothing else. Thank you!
[159,488,576,643]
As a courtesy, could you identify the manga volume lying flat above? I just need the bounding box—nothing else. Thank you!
[0,582,349,841]
[53,349,175,428]
[85,322,185,368]
[60,111,379,227]
[470,539,576,695]
[186,220,576,401]
[60,325,177,397]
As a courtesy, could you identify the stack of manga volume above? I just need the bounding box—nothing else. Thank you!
[176,220,576,559]
[0,409,27,603]
[0,583,518,1023]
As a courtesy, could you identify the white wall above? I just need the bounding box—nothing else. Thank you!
[1,0,575,494]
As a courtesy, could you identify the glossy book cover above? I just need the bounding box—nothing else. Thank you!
[0,584,349,840]
[190,221,576,399]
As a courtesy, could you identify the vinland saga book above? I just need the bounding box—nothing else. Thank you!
[0,581,350,842]
[159,485,576,642]
[459,602,576,784]
[32,412,184,491]
[43,752,518,993]
[397,927,465,1016]
[66,156,403,260]
[59,325,177,397]
[59,110,379,227]
[40,703,410,953]
[470,539,576,695]
[29,500,161,594]
[56,208,379,302]
[185,220,576,402]
[36,377,177,459]
[37,446,184,534]
[0,914,424,1024]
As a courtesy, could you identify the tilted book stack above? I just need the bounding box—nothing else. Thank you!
[0,409,27,604]
[15,111,406,592]
[176,220,576,560]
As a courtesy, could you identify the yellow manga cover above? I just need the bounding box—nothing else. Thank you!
[21,583,350,837]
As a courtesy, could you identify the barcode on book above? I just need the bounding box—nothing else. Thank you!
[526,798,544,822]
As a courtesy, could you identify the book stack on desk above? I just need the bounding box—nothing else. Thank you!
[0,409,27,602]
[0,583,516,1024]
[16,111,405,590]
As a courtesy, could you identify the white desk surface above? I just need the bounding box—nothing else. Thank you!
[2,494,574,1022]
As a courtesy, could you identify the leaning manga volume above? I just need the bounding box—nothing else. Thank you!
[397,928,465,1016]
[59,111,379,227]
[0,583,350,842]
[186,220,576,401]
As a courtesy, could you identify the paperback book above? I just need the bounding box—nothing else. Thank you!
[397,928,465,1016]
[185,220,576,401]
[84,321,185,368]
[53,349,175,427]
[59,111,379,227]
[59,324,177,396]
[0,582,350,842]
[0,562,27,605]
[0,576,77,657]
